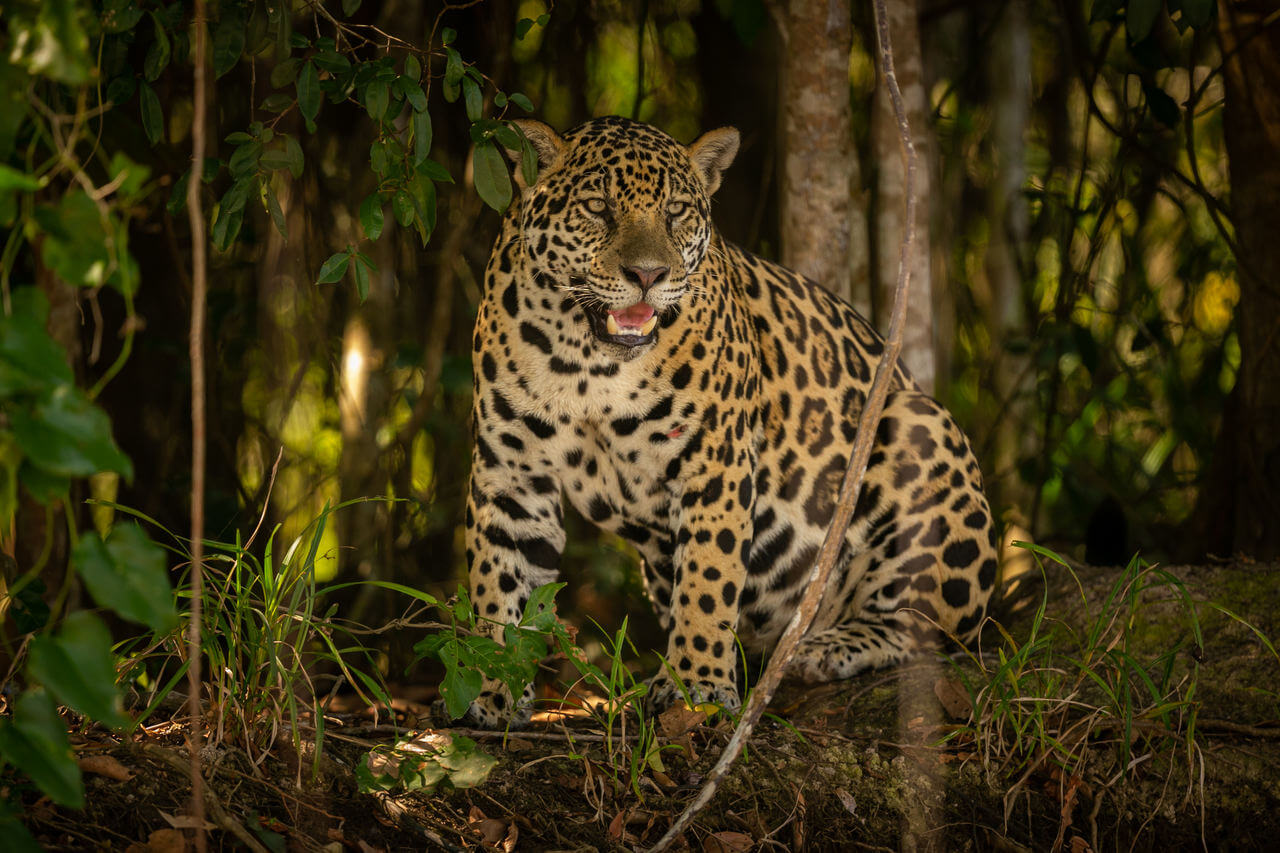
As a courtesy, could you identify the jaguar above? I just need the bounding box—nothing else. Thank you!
[462,115,997,726]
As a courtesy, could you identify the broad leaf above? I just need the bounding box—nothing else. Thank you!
[473,140,512,212]
[27,612,129,729]
[1127,0,1162,42]
[139,81,163,144]
[10,386,133,480]
[0,689,83,808]
[359,194,384,241]
[297,61,320,129]
[73,524,177,634]
[316,252,350,284]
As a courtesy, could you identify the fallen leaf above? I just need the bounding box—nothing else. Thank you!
[703,831,754,853]
[78,754,134,781]
[1069,836,1093,853]
[501,821,519,853]
[933,677,972,720]
[608,810,627,842]
[659,704,708,760]
[836,788,857,815]
[467,805,508,848]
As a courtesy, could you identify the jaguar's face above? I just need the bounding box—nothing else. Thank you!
[509,117,739,352]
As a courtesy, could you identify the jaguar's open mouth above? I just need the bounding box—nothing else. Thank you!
[585,300,659,347]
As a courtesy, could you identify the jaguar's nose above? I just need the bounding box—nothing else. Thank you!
[621,265,670,290]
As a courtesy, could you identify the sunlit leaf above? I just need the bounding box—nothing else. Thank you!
[27,612,129,729]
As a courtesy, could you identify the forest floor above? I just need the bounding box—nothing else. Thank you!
[17,558,1280,852]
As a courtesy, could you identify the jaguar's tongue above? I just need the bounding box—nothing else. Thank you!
[605,302,657,336]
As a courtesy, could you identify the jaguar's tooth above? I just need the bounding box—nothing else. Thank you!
[606,313,621,336]
[641,315,658,336]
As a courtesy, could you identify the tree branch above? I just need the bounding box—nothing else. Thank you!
[185,3,210,851]
[645,0,918,848]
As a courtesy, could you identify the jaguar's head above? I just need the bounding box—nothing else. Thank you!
[504,116,739,352]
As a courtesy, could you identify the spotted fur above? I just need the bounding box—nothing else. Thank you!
[462,116,997,726]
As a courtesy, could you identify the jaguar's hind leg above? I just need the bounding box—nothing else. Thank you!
[789,614,929,682]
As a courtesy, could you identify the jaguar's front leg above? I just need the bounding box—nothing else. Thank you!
[463,444,564,728]
[648,447,756,714]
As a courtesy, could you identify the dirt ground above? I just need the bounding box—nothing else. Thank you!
[15,558,1280,852]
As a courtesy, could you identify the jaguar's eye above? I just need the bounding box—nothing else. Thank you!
[666,200,689,218]
[582,198,609,215]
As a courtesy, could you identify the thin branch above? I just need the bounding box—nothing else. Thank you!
[185,2,210,851]
[645,0,918,847]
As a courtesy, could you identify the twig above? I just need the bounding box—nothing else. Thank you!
[186,3,210,852]
[645,0,919,848]
[142,745,269,853]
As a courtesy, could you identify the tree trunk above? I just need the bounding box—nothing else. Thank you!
[771,0,854,302]
[984,0,1033,523]
[869,0,936,393]
[1195,1,1280,559]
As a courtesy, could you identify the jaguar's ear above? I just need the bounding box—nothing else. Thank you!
[687,127,740,196]
[503,119,566,190]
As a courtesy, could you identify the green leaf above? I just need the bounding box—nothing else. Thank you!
[392,189,414,227]
[0,804,42,853]
[102,0,145,34]
[516,18,536,40]
[359,194,385,240]
[143,12,171,82]
[0,164,41,192]
[283,135,304,178]
[259,149,294,171]
[264,182,288,239]
[520,138,538,186]
[10,0,92,84]
[270,57,300,88]
[212,6,246,78]
[353,255,370,302]
[412,110,433,165]
[462,76,482,122]
[11,386,133,480]
[472,140,512,213]
[364,80,390,122]
[343,0,362,14]
[73,525,177,634]
[313,50,351,74]
[418,158,453,183]
[404,54,421,83]
[317,252,350,284]
[0,689,83,808]
[1127,0,1162,42]
[139,81,163,144]
[409,173,437,245]
[297,61,321,128]
[260,93,293,113]
[0,289,74,396]
[509,92,534,113]
[228,141,263,179]
[520,582,566,632]
[398,76,427,112]
[27,612,129,729]
[34,191,110,288]
[442,27,457,45]
[210,204,244,251]
[1173,0,1213,28]
[443,48,462,103]
[105,74,136,106]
